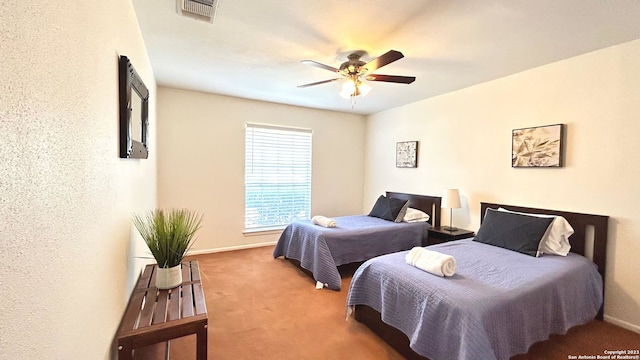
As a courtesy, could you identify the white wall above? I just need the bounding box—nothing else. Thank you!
[156,87,366,252]
[364,39,640,332]
[0,1,157,359]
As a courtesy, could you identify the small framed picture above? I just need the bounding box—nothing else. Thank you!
[396,141,418,168]
[512,124,564,167]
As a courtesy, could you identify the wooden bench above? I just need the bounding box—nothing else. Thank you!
[116,260,208,360]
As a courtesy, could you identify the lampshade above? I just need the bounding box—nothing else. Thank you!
[340,79,356,98]
[358,80,372,96]
[442,189,461,209]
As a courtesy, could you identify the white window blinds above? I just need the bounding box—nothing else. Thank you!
[245,123,312,231]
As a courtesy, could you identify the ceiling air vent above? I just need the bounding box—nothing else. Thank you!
[176,0,219,23]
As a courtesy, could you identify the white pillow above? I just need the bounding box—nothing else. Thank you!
[497,207,574,256]
[403,208,430,223]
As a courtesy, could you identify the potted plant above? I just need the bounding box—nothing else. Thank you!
[132,208,203,289]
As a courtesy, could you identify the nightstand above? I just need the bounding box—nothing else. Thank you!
[426,226,475,245]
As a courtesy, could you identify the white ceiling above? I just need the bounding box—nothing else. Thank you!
[133,0,640,115]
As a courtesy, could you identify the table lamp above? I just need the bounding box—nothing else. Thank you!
[442,189,461,231]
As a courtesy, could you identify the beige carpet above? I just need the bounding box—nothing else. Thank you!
[134,245,640,360]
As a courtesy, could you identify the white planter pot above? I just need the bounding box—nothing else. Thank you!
[156,264,182,289]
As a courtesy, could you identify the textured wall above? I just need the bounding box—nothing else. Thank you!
[0,1,157,359]
[363,39,640,333]
[156,87,366,252]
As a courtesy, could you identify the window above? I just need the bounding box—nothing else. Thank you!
[245,123,312,232]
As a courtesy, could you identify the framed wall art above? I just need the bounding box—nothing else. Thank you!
[512,124,564,168]
[396,141,418,168]
[119,55,150,159]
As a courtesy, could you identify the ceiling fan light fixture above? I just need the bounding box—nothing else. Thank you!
[339,77,372,99]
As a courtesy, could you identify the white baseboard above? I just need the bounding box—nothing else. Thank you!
[187,241,278,256]
[604,314,640,334]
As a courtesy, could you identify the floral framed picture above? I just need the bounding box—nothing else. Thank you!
[512,124,564,167]
[396,141,418,168]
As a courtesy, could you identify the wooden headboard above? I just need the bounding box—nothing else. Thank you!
[386,192,441,227]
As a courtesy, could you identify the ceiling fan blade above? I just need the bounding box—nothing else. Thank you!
[365,74,416,84]
[300,60,341,73]
[362,50,404,73]
[297,78,343,88]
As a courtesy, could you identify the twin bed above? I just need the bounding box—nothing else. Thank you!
[273,192,441,290]
[347,202,609,360]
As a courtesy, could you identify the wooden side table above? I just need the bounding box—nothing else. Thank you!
[427,226,474,245]
[116,260,208,360]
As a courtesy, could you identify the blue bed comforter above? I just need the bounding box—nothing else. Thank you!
[273,215,430,290]
[346,239,603,360]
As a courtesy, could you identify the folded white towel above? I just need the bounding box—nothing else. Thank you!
[405,247,456,277]
[312,215,337,228]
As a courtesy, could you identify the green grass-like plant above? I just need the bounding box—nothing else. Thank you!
[132,208,203,268]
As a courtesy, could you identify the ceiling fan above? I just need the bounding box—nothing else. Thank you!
[298,50,416,99]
